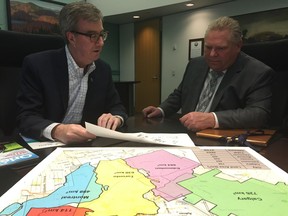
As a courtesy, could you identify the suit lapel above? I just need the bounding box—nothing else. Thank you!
[191,64,209,110]
[53,48,69,111]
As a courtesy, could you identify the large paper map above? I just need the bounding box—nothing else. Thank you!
[0,146,287,216]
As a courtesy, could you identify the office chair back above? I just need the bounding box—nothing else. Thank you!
[242,39,288,129]
[0,30,65,137]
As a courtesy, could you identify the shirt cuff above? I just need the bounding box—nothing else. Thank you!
[115,115,124,127]
[211,112,219,128]
[43,123,60,141]
[157,107,165,117]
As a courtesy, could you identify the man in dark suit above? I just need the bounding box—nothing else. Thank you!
[16,2,127,144]
[143,16,274,131]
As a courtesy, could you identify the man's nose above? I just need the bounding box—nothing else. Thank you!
[96,36,105,46]
[209,48,218,56]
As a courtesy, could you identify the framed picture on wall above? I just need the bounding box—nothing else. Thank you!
[233,7,288,43]
[188,38,204,60]
[6,0,85,35]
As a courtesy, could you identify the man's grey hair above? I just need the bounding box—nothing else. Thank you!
[205,16,242,44]
[59,2,103,42]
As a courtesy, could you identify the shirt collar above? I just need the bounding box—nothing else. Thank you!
[65,46,96,77]
[209,68,227,74]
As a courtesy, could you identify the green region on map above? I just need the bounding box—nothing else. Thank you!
[179,169,288,216]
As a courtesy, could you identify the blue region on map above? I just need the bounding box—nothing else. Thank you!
[0,163,102,216]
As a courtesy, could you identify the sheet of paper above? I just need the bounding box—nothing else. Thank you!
[85,122,195,147]
[21,136,65,150]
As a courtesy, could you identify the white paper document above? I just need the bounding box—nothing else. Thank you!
[85,122,195,147]
[21,136,65,150]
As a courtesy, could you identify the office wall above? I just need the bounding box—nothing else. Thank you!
[102,23,120,81]
[0,1,8,30]
[119,0,288,101]
[119,23,135,81]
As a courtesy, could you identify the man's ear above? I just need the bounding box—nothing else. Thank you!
[237,39,243,50]
[66,31,76,46]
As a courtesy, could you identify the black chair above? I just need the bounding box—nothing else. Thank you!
[242,39,288,129]
[0,30,65,137]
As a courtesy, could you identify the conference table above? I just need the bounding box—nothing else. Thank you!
[1,113,288,197]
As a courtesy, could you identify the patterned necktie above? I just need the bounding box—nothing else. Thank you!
[196,70,223,112]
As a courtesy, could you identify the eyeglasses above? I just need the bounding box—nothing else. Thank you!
[71,30,109,42]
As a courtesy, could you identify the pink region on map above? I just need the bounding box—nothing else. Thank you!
[154,173,194,201]
[125,150,199,201]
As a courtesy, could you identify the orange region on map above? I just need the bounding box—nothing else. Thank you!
[125,149,200,201]
[27,205,93,216]
[79,158,158,216]
[179,169,288,216]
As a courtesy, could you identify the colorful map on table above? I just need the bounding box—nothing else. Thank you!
[0,146,287,216]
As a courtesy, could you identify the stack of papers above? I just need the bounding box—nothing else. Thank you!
[22,136,65,150]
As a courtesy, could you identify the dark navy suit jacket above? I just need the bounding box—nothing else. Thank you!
[16,48,127,140]
[160,52,274,129]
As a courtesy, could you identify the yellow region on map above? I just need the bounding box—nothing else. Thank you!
[79,159,158,216]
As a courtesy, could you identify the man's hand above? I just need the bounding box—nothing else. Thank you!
[179,112,216,131]
[52,124,96,144]
[142,106,162,118]
[97,113,122,130]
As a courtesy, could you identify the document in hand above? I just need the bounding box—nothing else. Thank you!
[85,122,195,147]
[0,142,39,167]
